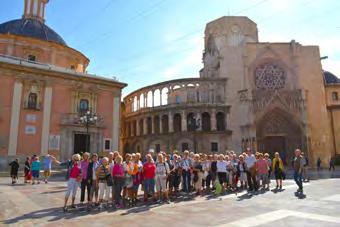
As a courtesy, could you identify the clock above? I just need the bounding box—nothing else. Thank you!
[231,25,240,33]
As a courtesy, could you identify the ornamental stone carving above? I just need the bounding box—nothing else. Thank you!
[255,63,286,90]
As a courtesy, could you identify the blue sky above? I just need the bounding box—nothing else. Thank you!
[1,0,339,96]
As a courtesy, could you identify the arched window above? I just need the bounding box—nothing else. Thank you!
[79,99,89,113]
[126,122,131,137]
[173,113,182,132]
[202,112,211,131]
[187,112,196,131]
[147,117,152,134]
[132,120,137,136]
[133,96,138,112]
[28,92,38,109]
[139,119,144,135]
[161,87,169,105]
[161,115,169,133]
[216,112,226,131]
[154,116,160,134]
[140,93,144,108]
[147,91,153,107]
[154,89,160,106]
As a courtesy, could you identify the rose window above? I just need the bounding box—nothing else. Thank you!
[255,64,286,90]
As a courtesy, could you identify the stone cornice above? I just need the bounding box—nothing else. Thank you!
[0,59,127,90]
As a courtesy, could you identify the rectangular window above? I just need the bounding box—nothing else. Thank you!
[28,55,36,62]
[103,138,111,151]
[211,142,218,152]
[332,92,339,101]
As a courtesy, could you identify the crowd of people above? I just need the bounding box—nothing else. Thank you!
[9,154,56,185]
[56,148,290,212]
[8,148,321,212]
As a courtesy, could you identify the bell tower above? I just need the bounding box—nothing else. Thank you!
[23,0,49,22]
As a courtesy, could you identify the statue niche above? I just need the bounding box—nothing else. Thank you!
[202,35,220,78]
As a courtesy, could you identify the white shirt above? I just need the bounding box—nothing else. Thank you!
[181,158,192,171]
[92,161,99,180]
[245,154,256,168]
[216,161,227,173]
[156,162,170,176]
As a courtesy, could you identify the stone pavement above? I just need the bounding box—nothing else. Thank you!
[0,177,340,227]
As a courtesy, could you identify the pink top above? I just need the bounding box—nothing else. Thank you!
[69,161,81,179]
[256,159,268,175]
[80,160,89,179]
[112,164,124,177]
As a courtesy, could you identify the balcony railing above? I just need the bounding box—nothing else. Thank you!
[60,113,105,128]
[23,101,42,111]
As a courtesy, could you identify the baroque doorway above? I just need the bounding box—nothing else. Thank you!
[74,133,90,154]
[256,108,303,165]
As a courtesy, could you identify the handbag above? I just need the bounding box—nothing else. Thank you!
[103,166,113,187]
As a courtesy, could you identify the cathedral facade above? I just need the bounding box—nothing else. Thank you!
[122,16,340,166]
[0,0,126,169]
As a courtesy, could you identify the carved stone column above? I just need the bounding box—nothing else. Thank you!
[159,115,163,134]
[136,119,140,136]
[181,110,187,131]
[151,116,155,134]
[143,117,148,135]
[211,109,217,131]
[8,80,23,156]
[169,112,174,133]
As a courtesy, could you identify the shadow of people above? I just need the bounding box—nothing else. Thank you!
[236,192,253,201]
[294,192,307,199]
[2,206,106,225]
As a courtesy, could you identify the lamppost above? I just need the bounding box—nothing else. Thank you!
[189,116,200,153]
[79,110,98,153]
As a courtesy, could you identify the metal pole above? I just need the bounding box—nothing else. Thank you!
[86,118,89,153]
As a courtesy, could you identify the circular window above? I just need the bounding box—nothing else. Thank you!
[255,63,286,90]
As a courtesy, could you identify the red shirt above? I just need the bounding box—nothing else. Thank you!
[69,161,81,179]
[143,162,156,179]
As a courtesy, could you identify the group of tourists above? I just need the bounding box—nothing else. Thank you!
[57,148,291,212]
[9,154,56,185]
[8,147,311,212]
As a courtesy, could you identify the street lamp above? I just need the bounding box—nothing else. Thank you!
[79,110,98,153]
[189,116,200,153]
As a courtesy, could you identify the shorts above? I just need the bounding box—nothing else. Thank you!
[218,172,227,184]
[32,170,40,178]
[90,181,99,198]
[44,170,51,178]
[144,178,155,194]
[258,173,268,184]
[155,175,167,192]
[275,170,283,180]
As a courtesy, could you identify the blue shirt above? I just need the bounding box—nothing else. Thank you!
[43,157,52,170]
